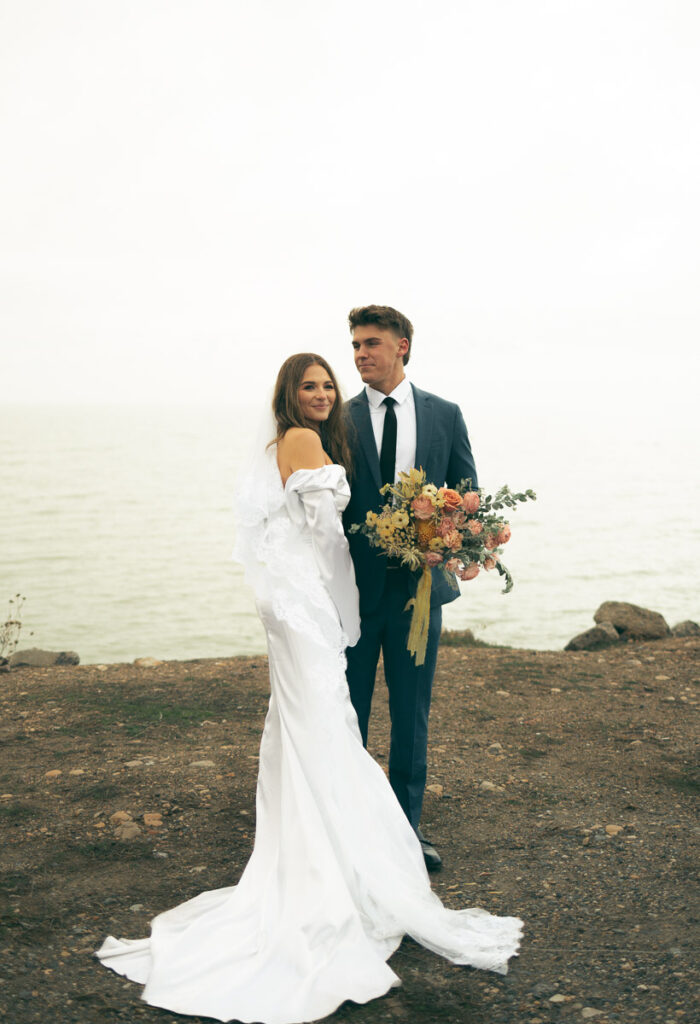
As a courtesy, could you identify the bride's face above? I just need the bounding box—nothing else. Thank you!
[298,364,336,427]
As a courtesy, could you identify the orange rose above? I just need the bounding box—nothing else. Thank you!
[484,533,498,550]
[439,488,463,511]
[483,556,497,571]
[462,492,480,514]
[466,519,483,536]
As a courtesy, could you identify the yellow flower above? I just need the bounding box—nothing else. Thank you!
[421,484,438,499]
[429,537,445,551]
[392,510,409,528]
[401,467,425,486]
[366,511,378,526]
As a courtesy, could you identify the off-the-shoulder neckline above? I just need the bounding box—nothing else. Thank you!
[282,464,346,492]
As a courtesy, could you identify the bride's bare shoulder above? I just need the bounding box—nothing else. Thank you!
[279,427,324,456]
[277,428,328,479]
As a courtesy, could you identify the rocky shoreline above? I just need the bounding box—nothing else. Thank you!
[1,636,698,1023]
[563,601,699,653]
[4,601,697,673]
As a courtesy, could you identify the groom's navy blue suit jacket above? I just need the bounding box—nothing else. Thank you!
[342,384,478,617]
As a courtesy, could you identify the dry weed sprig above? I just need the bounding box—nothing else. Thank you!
[1,594,27,662]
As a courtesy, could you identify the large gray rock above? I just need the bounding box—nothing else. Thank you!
[565,622,620,651]
[593,601,670,641]
[10,647,80,667]
[671,619,700,637]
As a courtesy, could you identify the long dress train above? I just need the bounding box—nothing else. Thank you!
[95,457,522,1023]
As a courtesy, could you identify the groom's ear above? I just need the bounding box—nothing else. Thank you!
[397,337,409,359]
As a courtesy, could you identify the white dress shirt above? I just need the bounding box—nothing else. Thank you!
[365,377,417,482]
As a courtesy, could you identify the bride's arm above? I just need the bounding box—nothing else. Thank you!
[296,482,361,647]
[282,431,361,646]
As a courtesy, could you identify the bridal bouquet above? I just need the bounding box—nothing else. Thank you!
[349,469,536,665]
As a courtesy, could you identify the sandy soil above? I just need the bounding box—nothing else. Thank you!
[1,635,698,1024]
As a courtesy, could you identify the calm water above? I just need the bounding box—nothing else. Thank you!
[1,404,698,664]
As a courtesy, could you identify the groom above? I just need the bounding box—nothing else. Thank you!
[343,305,478,871]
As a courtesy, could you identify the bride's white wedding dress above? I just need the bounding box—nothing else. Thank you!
[95,453,522,1024]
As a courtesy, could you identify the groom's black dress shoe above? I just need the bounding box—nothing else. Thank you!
[417,828,442,872]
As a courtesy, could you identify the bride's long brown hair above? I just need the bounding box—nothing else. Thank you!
[272,353,353,474]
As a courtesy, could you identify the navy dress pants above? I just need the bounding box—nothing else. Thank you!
[345,569,442,831]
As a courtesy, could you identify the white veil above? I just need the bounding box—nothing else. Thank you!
[233,391,280,552]
[231,393,283,586]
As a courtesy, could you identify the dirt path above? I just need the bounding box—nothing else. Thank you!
[1,637,698,1023]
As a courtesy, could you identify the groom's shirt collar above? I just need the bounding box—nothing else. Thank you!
[365,377,417,478]
[365,376,412,408]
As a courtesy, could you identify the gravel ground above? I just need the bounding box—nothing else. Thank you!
[0,635,698,1024]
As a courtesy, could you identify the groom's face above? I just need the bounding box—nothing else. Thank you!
[352,325,408,395]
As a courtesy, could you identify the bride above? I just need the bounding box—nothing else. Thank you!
[95,353,523,1024]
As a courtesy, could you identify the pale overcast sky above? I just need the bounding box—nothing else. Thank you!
[1,0,698,429]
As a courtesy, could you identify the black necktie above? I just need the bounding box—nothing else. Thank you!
[379,397,397,488]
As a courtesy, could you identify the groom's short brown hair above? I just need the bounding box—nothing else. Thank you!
[348,305,414,365]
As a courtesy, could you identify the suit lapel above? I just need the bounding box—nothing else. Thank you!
[413,385,433,474]
[350,393,382,490]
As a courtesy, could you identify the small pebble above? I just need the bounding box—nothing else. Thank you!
[479,780,505,793]
[110,811,132,825]
[114,821,142,841]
